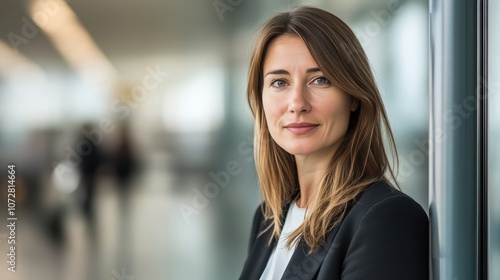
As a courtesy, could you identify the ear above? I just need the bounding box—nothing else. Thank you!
[350,98,359,112]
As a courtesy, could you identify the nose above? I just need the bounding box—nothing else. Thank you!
[288,84,311,114]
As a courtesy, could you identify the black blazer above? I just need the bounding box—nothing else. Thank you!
[239,181,429,280]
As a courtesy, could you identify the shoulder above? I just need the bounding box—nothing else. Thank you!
[333,180,429,253]
[338,181,428,242]
[332,181,429,278]
[348,180,428,225]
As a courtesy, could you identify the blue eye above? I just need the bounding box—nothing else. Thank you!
[312,77,331,85]
[271,79,288,88]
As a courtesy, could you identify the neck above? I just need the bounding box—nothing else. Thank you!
[294,152,333,208]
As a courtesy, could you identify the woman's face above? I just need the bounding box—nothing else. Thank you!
[262,35,357,158]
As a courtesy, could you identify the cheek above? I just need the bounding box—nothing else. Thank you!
[333,102,351,120]
[262,96,278,124]
[262,98,283,143]
[322,98,352,130]
[338,106,353,133]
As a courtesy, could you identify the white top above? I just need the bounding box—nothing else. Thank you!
[259,200,306,280]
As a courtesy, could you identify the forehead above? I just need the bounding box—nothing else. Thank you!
[263,35,319,73]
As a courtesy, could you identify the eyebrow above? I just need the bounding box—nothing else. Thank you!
[264,67,322,77]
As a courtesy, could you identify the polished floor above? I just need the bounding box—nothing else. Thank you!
[0,160,254,280]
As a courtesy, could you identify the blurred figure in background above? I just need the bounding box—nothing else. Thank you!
[114,121,137,195]
[78,123,104,245]
[112,120,138,269]
[74,122,105,279]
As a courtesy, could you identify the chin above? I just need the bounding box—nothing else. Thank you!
[280,144,318,156]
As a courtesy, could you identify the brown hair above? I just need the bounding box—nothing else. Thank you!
[247,6,399,252]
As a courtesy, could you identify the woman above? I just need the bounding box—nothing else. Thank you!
[239,6,429,280]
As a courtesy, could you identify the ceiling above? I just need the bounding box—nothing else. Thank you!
[0,0,236,74]
[1,1,390,64]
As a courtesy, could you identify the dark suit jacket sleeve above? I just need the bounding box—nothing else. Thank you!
[341,195,429,280]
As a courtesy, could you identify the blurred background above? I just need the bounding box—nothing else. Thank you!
[0,0,493,279]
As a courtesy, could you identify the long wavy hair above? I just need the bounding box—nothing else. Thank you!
[247,6,399,253]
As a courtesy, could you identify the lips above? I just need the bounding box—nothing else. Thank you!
[284,122,319,135]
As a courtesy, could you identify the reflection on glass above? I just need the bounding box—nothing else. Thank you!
[489,0,500,278]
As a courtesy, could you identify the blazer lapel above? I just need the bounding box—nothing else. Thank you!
[280,222,342,280]
[241,203,292,280]
[243,225,276,280]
